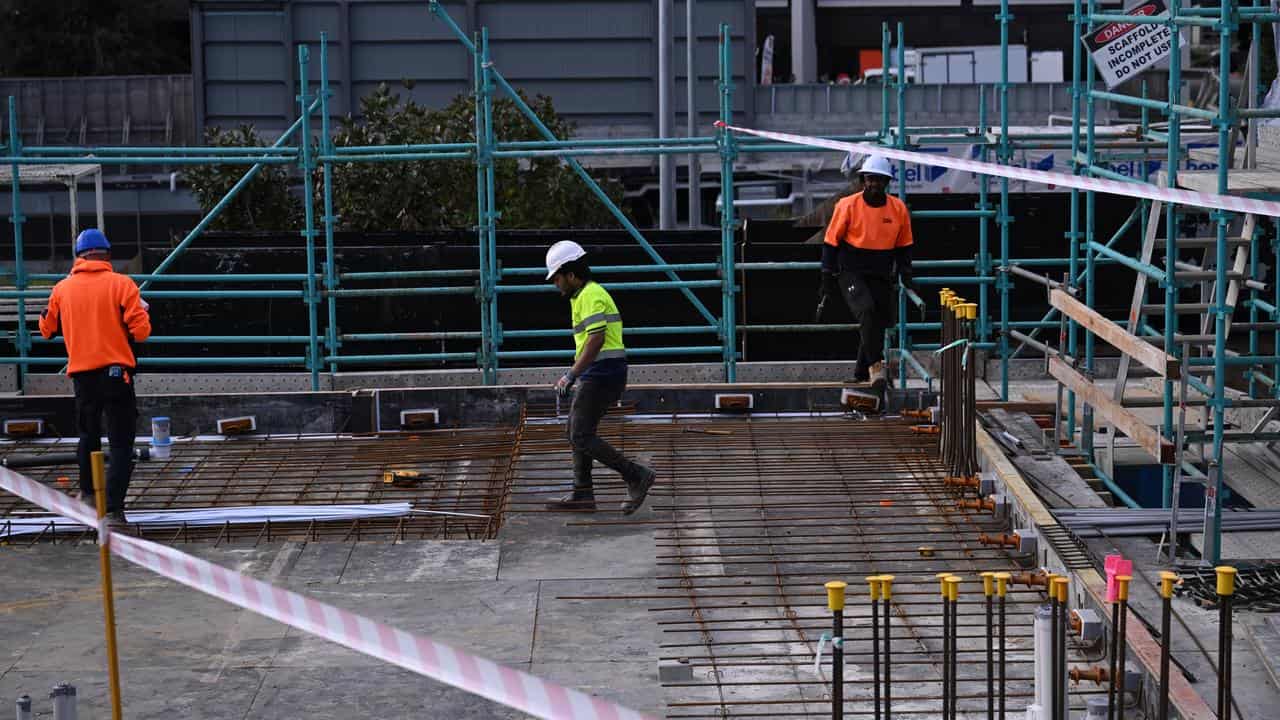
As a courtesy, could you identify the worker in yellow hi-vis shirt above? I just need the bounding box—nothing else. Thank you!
[543,240,656,515]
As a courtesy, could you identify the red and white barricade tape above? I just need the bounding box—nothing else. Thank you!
[715,122,1280,219]
[0,467,654,720]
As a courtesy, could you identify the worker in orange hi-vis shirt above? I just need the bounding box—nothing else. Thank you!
[820,154,914,391]
[38,229,151,524]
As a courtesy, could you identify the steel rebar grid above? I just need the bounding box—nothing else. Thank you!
[0,428,521,542]
[511,416,1074,718]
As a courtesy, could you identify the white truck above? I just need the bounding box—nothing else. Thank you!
[861,45,1064,84]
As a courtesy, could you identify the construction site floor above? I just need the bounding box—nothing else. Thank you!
[2,381,1279,718]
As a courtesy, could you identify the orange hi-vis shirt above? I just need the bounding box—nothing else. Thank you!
[38,258,151,374]
[824,192,914,251]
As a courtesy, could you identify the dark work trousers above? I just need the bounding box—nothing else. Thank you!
[73,367,138,513]
[839,270,895,367]
[567,376,643,499]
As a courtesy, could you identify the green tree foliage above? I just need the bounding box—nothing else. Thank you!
[327,84,624,231]
[0,0,189,76]
[184,125,302,231]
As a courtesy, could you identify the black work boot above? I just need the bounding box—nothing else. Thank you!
[545,494,597,511]
[845,361,871,385]
[621,465,656,516]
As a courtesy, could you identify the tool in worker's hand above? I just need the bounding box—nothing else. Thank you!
[382,469,424,488]
[814,293,829,323]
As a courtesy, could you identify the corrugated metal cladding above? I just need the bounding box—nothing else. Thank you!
[191,0,754,139]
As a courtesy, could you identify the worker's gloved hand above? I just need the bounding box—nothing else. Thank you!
[898,272,915,292]
[820,271,840,298]
[555,370,577,399]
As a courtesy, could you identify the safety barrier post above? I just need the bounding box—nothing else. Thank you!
[1157,571,1178,720]
[297,45,322,391]
[1216,566,1236,719]
[982,572,995,720]
[867,576,883,720]
[90,451,123,720]
[825,580,846,720]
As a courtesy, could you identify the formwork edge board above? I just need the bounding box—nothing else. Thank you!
[1049,289,1180,379]
[1047,356,1175,464]
[976,428,1215,720]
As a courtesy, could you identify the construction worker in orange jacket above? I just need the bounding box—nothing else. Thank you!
[38,229,151,522]
[820,155,914,388]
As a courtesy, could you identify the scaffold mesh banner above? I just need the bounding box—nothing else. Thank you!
[0,466,654,720]
[715,122,1280,218]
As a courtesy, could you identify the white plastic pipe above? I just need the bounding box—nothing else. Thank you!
[1032,603,1053,720]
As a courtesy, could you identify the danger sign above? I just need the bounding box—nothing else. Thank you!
[1084,0,1184,89]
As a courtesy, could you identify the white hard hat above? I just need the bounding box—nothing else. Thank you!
[859,155,894,178]
[545,240,587,280]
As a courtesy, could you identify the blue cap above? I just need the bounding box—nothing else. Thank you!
[74,228,110,255]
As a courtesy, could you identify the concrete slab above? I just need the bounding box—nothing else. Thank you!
[531,660,664,718]
[498,506,658,582]
[273,580,539,667]
[0,668,266,720]
[243,665,526,720]
[533,579,659,663]
[340,541,500,584]
[277,542,354,587]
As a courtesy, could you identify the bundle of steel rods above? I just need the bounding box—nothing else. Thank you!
[939,291,978,487]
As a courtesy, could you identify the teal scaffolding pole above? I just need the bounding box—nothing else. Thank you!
[718,24,739,381]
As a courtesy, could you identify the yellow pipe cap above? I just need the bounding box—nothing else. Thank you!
[980,571,995,597]
[825,580,848,610]
[945,576,962,602]
[1115,574,1132,602]
[1215,566,1238,597]
[994,571,1012,597]
[936,572,954,597]
[880,575,895,598]
[1052,576,1069,603]
[865,575,883,600]
[1159,571,1179,599]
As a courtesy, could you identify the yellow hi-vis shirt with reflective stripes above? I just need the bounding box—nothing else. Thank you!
[570,281,626,362]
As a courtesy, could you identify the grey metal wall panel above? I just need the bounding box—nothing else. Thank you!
[0,76,195,146]
[477,1,655,38]
[489,42,654,79]
[192,0,751,139]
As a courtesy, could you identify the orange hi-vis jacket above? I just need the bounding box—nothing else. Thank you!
[38,258,151,374]
[824,192,913,251]
[822,191,914,277]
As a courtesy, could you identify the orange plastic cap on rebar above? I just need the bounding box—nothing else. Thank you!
[1215,566,1237,597]
[825,580,848,611]
[1115,575,1132,601]
[1158,571,1179,599]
